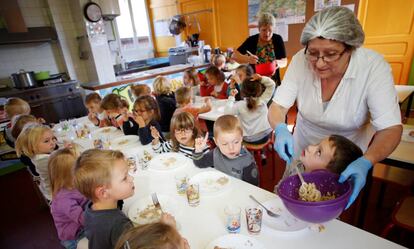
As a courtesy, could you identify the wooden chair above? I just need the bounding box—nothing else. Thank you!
[244,132,276,188]
[381,196,414,238]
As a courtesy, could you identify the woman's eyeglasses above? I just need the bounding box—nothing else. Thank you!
[174,128,193,135]
[304,47,347,63]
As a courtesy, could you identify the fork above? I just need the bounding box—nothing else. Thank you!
[151,193,163,213]
[249,195,280,218]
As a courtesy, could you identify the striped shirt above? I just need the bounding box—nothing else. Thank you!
[152,140,209,159]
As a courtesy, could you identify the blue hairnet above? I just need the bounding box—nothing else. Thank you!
[300,6,365,48]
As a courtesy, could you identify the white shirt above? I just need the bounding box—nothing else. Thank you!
[273,47,401,157]
[32,154,52,200]
[225,76,275,142]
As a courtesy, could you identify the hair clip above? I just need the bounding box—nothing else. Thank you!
[124,240,131,249]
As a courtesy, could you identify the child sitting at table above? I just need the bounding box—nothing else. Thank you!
[49,145,88,249]
[151,112,209,159]
[201,66,228,99]
[183,68,201,97]
[100,93,130,130]
[152,76,176,135]
[4,97,31,147]
[227,65,255,101]
[85,92,108,127]
[174,86,212,132]
[11,114,40,177]
[193,115,259,186]
[130,84,151,99]
[211,54,226,71]
[224,75,275,144]
[124,95,165,145]
[280,135,363,179]
[114,220,190,249]
[15,123,57,201]
[74,149,134,249]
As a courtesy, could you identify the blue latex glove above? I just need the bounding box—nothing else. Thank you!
[273,123,294,164]
[339,156,372,209]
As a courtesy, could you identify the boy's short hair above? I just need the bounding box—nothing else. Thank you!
[175,86,192,105]
[5,97,31,119]
[213,115,243,138]
[101,93,124,110]
[131,84,151,98]
[74,149,125,202]
[327,135,363,174]
[153,76,172,95]
[85,92,102,104]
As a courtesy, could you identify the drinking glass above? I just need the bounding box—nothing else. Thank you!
[126,156,137,174]
[245,206,263,234]
[174,173,188,195]
[186,183,200,207]
[225,205,241,233]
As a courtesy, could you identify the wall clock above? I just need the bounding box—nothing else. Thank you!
[84,2,102,23]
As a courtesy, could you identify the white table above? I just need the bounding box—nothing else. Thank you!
[395,85,414,118]
[123,156,404,249]
[197,99,229,121]
[382,125,414,170]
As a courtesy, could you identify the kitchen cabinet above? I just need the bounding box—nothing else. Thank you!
[0,81,87,124]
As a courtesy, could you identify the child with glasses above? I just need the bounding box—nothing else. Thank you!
[123,95,165,145]
[151,112,209,159]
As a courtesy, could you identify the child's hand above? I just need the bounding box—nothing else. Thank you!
[210,91,218,97]
[88,112,99,125]
[160,213,176,228]
[133,114,146,128]
[37,117,46,124]
[231,74,242,84]
[230,88,238,97]
[195,132,209,153]
[251,73,262,81]
[150,126,160,145]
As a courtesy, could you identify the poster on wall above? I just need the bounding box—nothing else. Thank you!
[314,0,341,11]
[248,0,305,39]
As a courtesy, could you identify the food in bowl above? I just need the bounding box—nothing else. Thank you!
[277,170,351,223]
[216,176,229,185]
[136,204,162,223]
[101,128,112,133]
[118,139,129,145]
[162,157,176,167]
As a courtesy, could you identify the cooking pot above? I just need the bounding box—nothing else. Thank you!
[11,69,37,89]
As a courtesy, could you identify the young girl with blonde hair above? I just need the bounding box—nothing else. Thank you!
[15,123,57,200]
[49,145,88,249]
[151,112,209,159]
[123,95,165,145]
[224,75,275,144]
[152,76,176,134]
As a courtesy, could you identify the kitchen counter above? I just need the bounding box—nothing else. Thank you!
[0,80,79,98]
[81,63,209,91]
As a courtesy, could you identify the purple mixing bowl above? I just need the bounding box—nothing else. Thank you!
[277,170,351,223]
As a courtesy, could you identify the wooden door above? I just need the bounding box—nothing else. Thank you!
[358,0,414,84]
[178,0,217,48]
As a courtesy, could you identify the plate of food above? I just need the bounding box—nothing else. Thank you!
[148,152,190,171]
[91,126,120,136]
[189,171,231,195]
[128,194,180,225]
[112,135,140,149]
[401,128,414,142]
[205,234,266,249]
[261,198,309,232]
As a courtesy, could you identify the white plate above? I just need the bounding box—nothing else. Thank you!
[148,152,190,171]
[128,194,181,225]
[91,126,119,136]
[262,198,309,232]
[190,171,231,195]
[205,234,266,249]
[401,128,414,142]
[112,135,140,149]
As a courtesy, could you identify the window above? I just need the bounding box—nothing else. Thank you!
[116,0,153,60]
